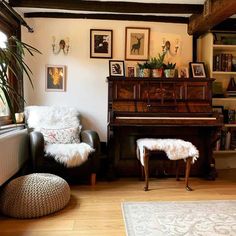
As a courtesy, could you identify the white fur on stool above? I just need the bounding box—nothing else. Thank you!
[137,138,199,166]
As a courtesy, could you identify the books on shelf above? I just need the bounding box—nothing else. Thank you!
[215,128,236,151]
[213,53,233,72]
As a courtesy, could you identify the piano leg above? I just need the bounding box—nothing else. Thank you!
[185,157,193,191]
[143,147,149,191]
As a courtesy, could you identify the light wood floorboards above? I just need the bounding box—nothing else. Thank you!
[0,169,236,236]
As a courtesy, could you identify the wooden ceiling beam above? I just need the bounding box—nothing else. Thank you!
[188,0,236,36]
[0,4,19,29]
[24,12,189,24]
[9,0,203,14]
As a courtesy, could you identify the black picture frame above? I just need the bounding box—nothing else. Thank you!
[109,60,125,77]
[90,29,113,59]
[189,62,207,78]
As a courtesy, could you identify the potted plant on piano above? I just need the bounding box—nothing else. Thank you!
[164,62,176,78]
[149,53,166,77]
[137,61,151,77]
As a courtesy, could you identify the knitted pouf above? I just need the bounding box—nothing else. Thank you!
[0,173,70,219]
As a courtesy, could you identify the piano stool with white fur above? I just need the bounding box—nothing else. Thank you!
[136,138,199,191]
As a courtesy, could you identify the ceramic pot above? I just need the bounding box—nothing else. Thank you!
[164,69,176,78]
[138,68,151,77]
[152,68,163,77]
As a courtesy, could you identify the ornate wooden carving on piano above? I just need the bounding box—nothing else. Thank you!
[107,77,223,179]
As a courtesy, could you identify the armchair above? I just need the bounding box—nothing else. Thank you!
[25,106,100,185]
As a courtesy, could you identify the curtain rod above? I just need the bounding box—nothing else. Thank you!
[0,0,34,33]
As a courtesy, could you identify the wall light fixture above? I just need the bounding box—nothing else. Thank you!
[162,38,180,56]
[52,36,69,55]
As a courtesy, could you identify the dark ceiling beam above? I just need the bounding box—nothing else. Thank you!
[211,18,236,32]
[9,0,203,14]
[188,0,236,36]
[0,3,19,29]
[24,12,189,24]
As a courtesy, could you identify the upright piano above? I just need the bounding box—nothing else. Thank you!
[107,77,223,179]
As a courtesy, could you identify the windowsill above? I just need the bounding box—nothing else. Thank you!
[0,123,25,135]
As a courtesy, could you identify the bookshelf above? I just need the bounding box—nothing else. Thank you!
[198,32,236,168]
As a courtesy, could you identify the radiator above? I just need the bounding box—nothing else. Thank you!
[0,129,29,186]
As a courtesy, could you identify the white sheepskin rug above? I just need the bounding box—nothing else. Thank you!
[137,138,199,166]
[25,106,80,129]
[45,143,94,168]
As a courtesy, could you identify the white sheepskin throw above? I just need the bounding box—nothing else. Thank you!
[45,143,94,167]
[25,106,80,129]
[137,138,199,166]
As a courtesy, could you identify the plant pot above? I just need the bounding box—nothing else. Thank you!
[152,68,163,77]
[138,68,151,77]
[164,69,176,78]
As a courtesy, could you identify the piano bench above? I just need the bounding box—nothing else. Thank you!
[136,138,199,191]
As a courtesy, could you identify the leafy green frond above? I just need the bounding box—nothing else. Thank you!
[0,35,41,118]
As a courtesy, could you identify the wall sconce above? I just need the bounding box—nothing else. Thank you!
[52,36,70,55]
[162,38,180,56]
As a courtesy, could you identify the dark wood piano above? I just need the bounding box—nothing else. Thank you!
[107,76,223,179]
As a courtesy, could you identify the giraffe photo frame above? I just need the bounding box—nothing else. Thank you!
[125,27,150,61]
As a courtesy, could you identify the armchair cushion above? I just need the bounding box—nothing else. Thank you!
[40,126,81,144]
[45,143,94,168]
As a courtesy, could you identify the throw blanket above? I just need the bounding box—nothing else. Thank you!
[45,143,94,167]
[137,138,199,166]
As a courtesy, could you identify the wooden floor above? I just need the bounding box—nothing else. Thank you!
[0,169,236,236]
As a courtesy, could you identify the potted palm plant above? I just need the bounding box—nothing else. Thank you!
[164,62,176,78]
[149,53,166,77]
[0,35,40,121]
[137,61,151,77]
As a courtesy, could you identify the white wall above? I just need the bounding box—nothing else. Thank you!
[22,18,192,142]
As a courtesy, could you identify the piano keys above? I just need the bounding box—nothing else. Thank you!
[107,77,223,179]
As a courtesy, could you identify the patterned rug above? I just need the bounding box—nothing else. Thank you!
[122,200,236,236]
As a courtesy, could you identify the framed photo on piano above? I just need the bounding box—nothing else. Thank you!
[178,66,189,78]
[189,62,206,78]
[109,60,125,77]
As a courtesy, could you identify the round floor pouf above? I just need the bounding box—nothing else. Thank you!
[0,173,70,219]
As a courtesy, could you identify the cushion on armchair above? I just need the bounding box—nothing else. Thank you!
[40,126,81,144]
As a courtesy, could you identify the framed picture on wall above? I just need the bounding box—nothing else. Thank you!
[45,65,66,92]
[189,62,207,78]
[125,27,150,61]
[109,60,125,77]
[90,29,113,58]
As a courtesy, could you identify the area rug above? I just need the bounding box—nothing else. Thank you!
[122,200,236,236]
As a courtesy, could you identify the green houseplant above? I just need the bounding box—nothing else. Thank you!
[164,62,176,78]
[149,53,166,77]
[137,61,151,77]
[0,36,40,121]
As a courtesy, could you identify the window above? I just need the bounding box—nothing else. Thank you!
[0,30,10,118]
